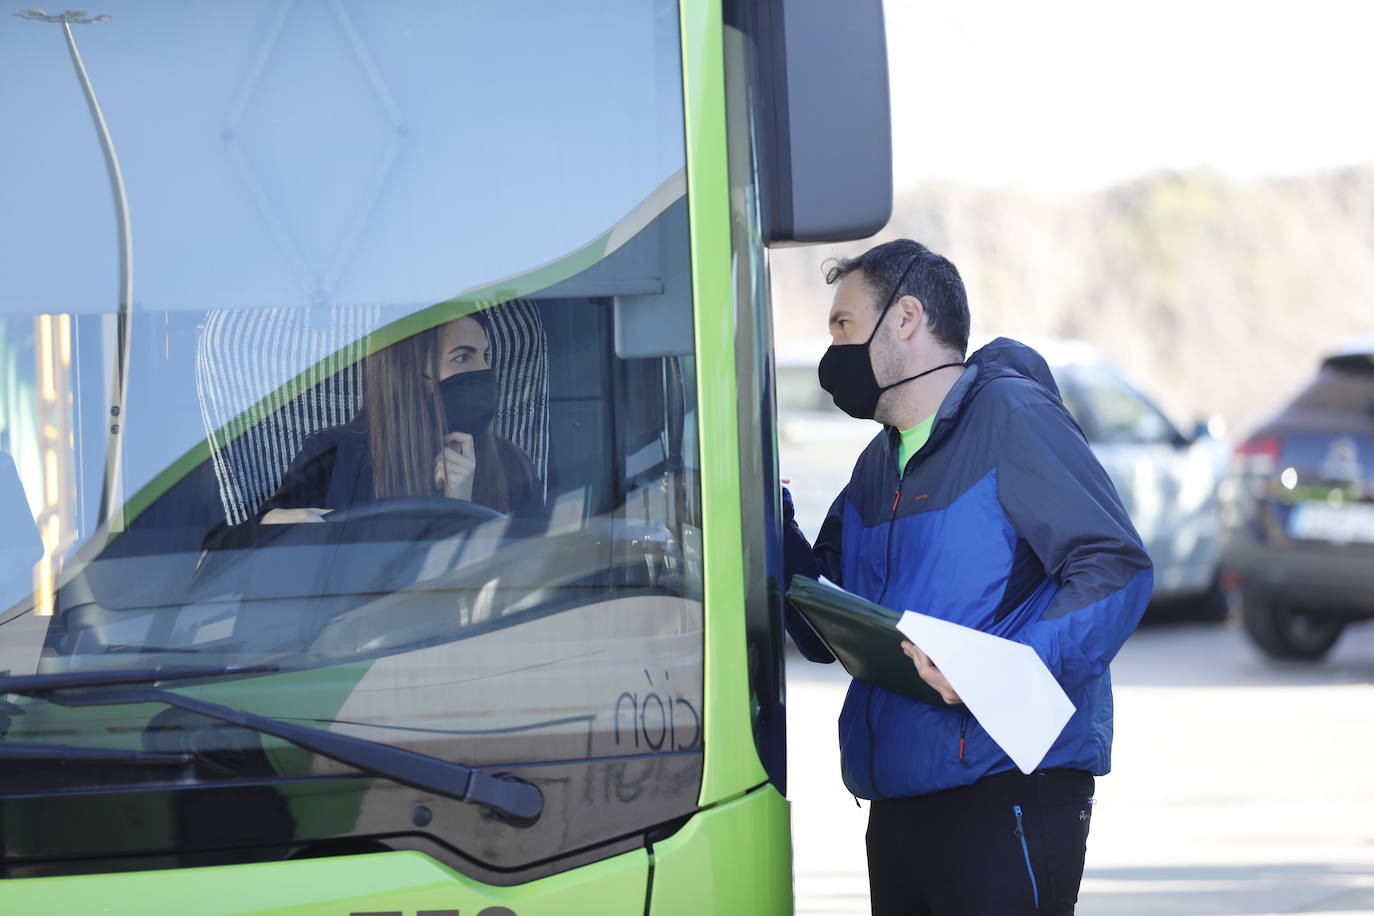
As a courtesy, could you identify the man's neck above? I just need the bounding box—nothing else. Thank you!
[881,360,964,431]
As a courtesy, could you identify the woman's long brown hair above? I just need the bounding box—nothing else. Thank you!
[363,320,512,511]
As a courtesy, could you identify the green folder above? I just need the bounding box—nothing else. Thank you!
[787,574,958,708]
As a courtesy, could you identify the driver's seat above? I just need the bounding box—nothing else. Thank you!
[195,301,549,525]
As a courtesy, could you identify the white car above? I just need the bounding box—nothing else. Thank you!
[776,336,1229,614]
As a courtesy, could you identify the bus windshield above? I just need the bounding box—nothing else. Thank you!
[1,0,703,877]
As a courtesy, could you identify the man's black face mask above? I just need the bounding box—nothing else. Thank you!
[438,369,497,437]
[817,259,963,421]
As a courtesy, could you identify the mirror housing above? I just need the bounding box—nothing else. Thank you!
[747,0,893,246]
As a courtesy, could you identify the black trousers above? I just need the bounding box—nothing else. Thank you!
[866,769,1095,916]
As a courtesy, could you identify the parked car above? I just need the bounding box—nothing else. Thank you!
[1222,334,1374,659]
[776,336,1230,614]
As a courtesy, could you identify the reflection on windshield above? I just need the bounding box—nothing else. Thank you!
[23,210,701,678]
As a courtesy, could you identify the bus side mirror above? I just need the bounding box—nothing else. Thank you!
[753,0,893,246]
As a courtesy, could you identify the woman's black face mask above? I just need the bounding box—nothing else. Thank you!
[438,369,497,436]
[817,262,963,420]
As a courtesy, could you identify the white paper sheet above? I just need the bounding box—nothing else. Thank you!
[896,610,1075,775]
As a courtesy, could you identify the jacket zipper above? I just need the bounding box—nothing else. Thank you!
[959,711,970,765]
[876,460,905,606]
[876,489,899,605]
[864,688,880,798]
[1013,804,1040,910]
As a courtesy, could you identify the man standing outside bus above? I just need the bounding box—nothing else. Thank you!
[782,239,1153,915]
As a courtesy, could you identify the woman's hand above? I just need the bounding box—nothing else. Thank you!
[261,507,332,525]
[434,431,477,501]
[901,640,962,705]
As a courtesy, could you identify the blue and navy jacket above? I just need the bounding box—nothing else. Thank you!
[784,338,1153,799]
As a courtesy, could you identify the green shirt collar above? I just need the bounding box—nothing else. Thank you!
[897,412,937,475]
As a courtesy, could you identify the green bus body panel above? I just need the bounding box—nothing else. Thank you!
[0,792,793,914]
[0,848,649,915]
[649,785,793,915]
[681,0,767,806]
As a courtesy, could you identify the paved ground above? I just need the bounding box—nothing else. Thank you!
[787,616,1374,915]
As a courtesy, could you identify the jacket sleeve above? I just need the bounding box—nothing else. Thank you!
[992,385,1154,694]
[494,436,547,519]
[257,432,338,516]
[781,487,841,663]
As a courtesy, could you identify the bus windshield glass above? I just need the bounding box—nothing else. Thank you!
[0,0,702,875]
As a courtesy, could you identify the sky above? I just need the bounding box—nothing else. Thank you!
[885,0,1374,191]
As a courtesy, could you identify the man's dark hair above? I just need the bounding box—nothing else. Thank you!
[825,239,970,356]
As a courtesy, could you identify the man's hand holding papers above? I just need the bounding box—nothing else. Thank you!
[896,610,1077,775]
[899,640,961,705]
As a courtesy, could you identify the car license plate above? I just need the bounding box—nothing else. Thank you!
[1287,501,1374,544]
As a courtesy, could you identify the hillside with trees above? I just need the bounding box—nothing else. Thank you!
[770,165,1374,437]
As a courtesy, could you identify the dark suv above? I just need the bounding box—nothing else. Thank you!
[1223,335,1374,659]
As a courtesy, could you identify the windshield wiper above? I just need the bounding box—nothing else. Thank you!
[0,739,192,766]
[1,666,543,826]
[0,663,279,694]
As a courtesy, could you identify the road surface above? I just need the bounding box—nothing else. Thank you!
[787,618,1374,915]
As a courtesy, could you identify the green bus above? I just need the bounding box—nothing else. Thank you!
[0,1,891,911]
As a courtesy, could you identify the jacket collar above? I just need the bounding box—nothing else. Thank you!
[881,363,979,455]
[881,337,1062,455]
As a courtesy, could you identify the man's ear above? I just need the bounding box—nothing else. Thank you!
[894,295,925,341]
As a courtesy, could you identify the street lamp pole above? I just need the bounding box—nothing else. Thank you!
[15,9,132,533]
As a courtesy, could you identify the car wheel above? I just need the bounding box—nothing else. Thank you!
[1239,593,1346,660]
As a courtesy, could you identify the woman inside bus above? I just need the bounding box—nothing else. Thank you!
[258,311,543,523]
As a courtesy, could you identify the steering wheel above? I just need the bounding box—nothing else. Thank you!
[325,495,506,526]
